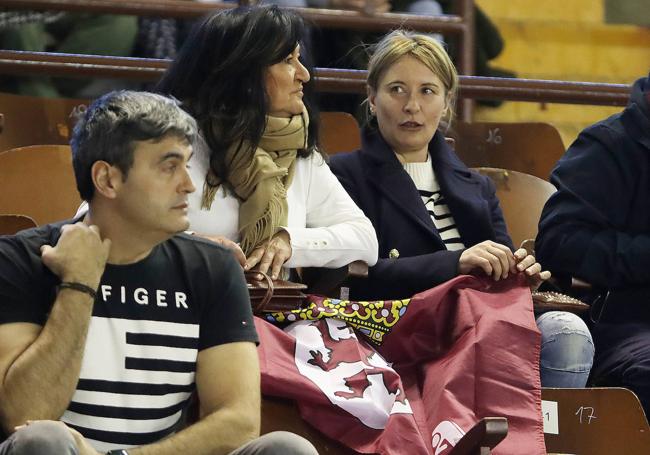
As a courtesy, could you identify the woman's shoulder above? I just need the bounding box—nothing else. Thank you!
[296,149,361,175]
[430,136,494,187]
[430,131,469,168]
[287,150,329,191]
[328,149,364,174]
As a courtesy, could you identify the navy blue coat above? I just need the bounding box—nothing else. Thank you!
[536,74,650,322]
[329,127,512,300]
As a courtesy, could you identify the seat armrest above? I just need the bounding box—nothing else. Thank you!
[449,417,508,455]
[300,260,368,297]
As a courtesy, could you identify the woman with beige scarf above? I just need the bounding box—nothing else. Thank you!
[157,6,378,279]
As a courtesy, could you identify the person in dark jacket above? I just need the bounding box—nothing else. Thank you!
[330,29,594,388]
[536,73,650,413]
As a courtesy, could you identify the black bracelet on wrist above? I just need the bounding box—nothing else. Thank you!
[58,281,98,300]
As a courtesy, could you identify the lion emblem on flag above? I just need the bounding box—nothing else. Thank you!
[287,318,413,429]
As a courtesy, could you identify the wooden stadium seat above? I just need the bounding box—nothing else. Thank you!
[0,93,361,157]
[0,145,81,225]
[0,92,87,152]
[473,167,556,248]
[319,111,361,155]
[261,396,507,455]
[542,387,650,454]
[0,214,37,235]
[454,122,565,181]
[472,167,591,314]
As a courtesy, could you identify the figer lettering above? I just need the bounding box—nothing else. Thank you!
[100,285,189,309]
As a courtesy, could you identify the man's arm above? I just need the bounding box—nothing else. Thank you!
[536,129,650,287]
[125,341,261,455]
[0,223,109,432]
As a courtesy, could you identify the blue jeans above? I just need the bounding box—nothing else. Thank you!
[536,311,595,387]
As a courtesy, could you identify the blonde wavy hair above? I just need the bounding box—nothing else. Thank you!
[367,30,459,127]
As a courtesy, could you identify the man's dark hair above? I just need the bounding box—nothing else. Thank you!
[71,90,197,201]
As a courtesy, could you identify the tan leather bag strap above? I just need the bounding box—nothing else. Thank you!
[246,271,274,314]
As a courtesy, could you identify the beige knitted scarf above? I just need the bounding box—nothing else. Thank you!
[201,109,309,255]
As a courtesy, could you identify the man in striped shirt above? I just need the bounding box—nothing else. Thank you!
[0,91,316,455]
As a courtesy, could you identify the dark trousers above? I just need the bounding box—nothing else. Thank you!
[591,321,650,417]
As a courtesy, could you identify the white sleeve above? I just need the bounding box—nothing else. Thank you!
[283,154,378,268]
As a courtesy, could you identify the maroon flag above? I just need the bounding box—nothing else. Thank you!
[256,316,431,454]
[256,274,546,454]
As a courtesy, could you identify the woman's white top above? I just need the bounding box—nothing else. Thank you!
[403,155,465,251]
[187,138,378,268]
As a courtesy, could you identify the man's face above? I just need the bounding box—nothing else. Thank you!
[113,134,195,238]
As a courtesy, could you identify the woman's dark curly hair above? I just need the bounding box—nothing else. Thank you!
[157,5,320,185]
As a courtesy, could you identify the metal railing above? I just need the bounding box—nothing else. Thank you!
[0,50,631,106]
[1,0,477,116]
[1,0,474,73]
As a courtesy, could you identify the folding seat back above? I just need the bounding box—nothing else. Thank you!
[473,167,556,248]
[319,111,361,156]
[0,145,81,225]
[542,387,650,454]
[454,122,565,181]
[0,92,87,152]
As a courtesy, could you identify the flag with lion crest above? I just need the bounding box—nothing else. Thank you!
[255,274,547,455]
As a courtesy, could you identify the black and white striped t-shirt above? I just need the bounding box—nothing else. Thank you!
[0,223,258,452]
[403,156,466,251]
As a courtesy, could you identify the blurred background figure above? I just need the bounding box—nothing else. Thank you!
[0,9,137,97]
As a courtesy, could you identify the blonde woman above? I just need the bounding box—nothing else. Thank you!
[330,29,594,388]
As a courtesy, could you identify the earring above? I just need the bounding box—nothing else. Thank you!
[369,105,376,116]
